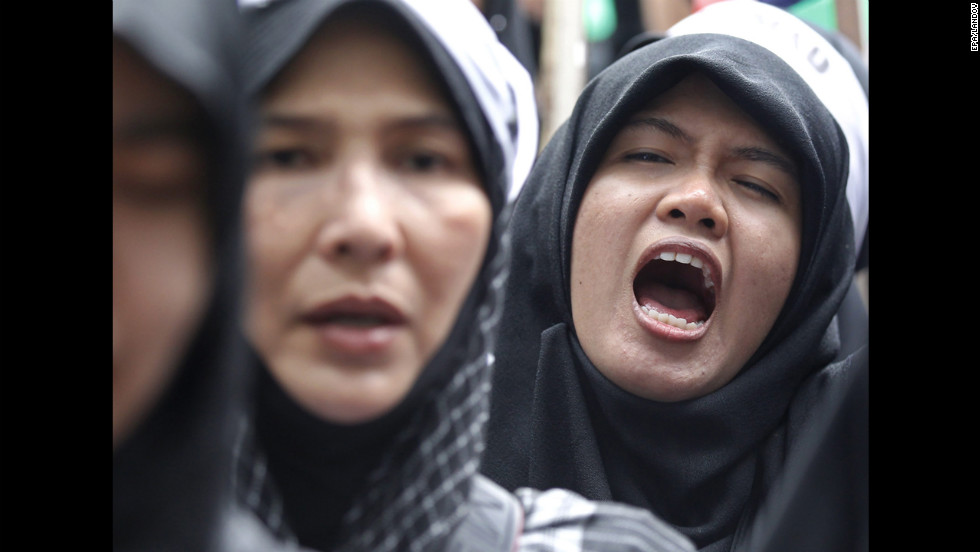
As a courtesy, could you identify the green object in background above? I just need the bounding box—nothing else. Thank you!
[584,0,617,42]
[788,0,868,48]
[788,0,838,31]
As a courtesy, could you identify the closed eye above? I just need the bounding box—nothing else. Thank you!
[253,148,314,171]
[624,151,673,164]
[734,179,779,202]
[398,151,448,173]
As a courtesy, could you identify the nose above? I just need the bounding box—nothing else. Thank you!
[655,170,729,238]
[315,158,403,265]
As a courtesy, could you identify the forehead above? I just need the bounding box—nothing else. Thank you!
[637,73,769,138]
[618,73,797,169]
[113,39,199,122]
[263,12,450,113]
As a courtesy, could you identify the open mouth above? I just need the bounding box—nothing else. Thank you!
[633,249,717,331]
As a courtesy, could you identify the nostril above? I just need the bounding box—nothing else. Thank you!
[334,238,395,261]
[700,218,715,229]
[669,209,684,219]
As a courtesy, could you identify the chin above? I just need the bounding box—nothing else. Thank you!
[601,357,723,403]
[303,392,401,425]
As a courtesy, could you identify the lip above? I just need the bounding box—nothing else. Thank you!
[631,237,722,342]
[300,295,408,357]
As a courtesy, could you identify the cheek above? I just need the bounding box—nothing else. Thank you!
[113,206,212,443]
[573,208,622,272]
[246,183,308,261]
[244,184,312,315]
[731,214,800,334]
[409,190,491,349]
[758,213,801,302]
[571,185,637,317]
[113,206,212,349]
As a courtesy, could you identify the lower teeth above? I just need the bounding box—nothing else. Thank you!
[640,304,704,330]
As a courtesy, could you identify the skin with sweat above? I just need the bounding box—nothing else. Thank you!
[570,72,802,402]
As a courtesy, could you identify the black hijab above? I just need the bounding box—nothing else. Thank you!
[481,33,855,552]
[112,0,249,551]
[233,1,537,550]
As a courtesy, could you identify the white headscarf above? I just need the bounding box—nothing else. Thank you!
[399,0,539,203]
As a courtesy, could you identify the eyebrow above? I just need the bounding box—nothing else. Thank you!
[260,112,462,135]
[260,113,329,133]
[623,116,692,143]
[114,115,202,142]
[731,146,798,178]
[622,115,797,177]
[387,113,462,134]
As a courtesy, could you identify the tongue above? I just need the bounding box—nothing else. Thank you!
[637,282,707,322]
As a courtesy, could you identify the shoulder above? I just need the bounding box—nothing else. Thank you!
[514,487,695,552]
[447,475,523,552]
[216,503,308,552]
[790,344,868,435]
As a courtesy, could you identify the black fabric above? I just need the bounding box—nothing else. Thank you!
[805,20,869,275]
[112,1,249,551]
[235,1,517,550]
[836,279,868,361]
[481,33,857,552]
[740,345,868,552]
[817,22,870,357]
[250,349,403,549]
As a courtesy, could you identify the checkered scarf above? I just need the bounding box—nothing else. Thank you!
[234,221,512,551]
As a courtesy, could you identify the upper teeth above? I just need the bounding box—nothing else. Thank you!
[658,251,714,290]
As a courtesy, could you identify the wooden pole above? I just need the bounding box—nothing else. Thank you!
[538,0,586,147]
[834,0,863,54]
[640,0,693,33]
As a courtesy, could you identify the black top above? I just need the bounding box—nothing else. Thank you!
[112,0,250,551]
[481,32,860,552]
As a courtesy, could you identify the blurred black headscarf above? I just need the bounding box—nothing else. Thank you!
[481,32,858,552]
[112,0,250,550]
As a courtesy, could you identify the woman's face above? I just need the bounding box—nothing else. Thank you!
[570,72,802,402]
[113,39,212,448]
[246,16,491,424]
